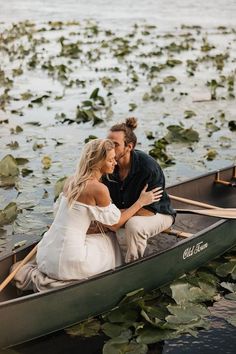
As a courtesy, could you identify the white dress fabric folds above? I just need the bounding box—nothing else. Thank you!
[14,194,122,291]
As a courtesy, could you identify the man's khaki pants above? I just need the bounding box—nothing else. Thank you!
[116,213,173,263]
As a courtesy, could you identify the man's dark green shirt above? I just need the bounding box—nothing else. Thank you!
[103,149,176,218]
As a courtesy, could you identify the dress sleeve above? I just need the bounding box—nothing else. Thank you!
[89,203,121,225]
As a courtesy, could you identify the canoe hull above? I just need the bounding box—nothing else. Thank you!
[0,165,235,348]
[0,218,235,348]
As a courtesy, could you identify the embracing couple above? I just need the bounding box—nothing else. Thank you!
[14,118,176,292]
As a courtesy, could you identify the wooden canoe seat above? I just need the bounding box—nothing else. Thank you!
[214,168,236,187]
[164,228,193,238]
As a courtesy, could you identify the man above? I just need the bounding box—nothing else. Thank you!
[103,117,176,263]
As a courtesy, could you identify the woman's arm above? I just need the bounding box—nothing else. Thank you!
[106,185,162,231]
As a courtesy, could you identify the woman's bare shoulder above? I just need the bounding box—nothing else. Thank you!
[93,182,111,207]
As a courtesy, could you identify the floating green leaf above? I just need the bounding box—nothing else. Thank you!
[129,103,137,112]
[225,293,236,301]
[165,125,199,143]
[0,202,18,226]
[102,322,131,338]
[41,156,52,170]
[118,288,145,306]
[170,279,212,304]
[205,149,218,161]
[226,315,236,327]
[103,336,147,354]
[65,318,101,337]
[216,261,236,280]
[163,76,177,84]
[31,95,50,104]
[105,306,139,324]
[184,110,197,119]
[54,176,68,200]
[0,155,19,177]
[167,303,209,320]
[21,168,33,177]
[84,135,98,143]
[228,120,236,131]
[137,326,177,344]
[15,158,29,165]
[220,282,236,293]
[146,132,155,140]
[6,141,19,150]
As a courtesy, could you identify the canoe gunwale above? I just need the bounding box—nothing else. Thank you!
[0,217,229,308]
[166,164,236,190]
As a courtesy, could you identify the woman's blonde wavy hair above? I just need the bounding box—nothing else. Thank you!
[66,138,115,206]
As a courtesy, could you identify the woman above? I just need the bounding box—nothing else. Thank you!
[14,139,162,291]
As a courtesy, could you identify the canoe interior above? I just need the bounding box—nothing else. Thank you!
[0,165,235,303]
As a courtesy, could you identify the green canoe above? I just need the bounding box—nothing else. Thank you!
[0,165,235,348]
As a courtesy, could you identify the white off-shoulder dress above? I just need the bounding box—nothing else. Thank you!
[13,194,122,291]
[37,195,122,280]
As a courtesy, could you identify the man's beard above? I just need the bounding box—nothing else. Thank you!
[116,148,129,162]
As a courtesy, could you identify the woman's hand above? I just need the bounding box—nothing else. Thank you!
[138,185,163,207]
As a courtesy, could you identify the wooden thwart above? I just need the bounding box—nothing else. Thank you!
[165,228,193,238]
[215,170,236,187]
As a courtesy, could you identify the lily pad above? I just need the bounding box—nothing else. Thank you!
[31,94,50,104]
[21,168,33,177]
[163,76,177,84]
[0,176,17,187]
[54,176,67,200]
[163,316,209,334]
[65,318,100,337]
[15,158,29,165]
[165,125,199,143]
[184,110,197,119]
[170,279,212,304]
[137,326,177,344]
[103,336,147,354]
[102,322,131,338]
[167,303,209,319]
[0,202,18,226]
[220,282,236,293]
[216,261,236,279]
[146,132,155,140]
[0,155,19,177]
[41,156,52,170]
[84,135,98,143]
[205,149,218,161]
[228,120,236,131]
[225,293,236,301]
[6,141,19,150]
[226,315,236,327]
[105,305,139,324]
[0,238,7,246]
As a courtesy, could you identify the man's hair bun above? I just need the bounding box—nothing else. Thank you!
[125,117,138,130]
